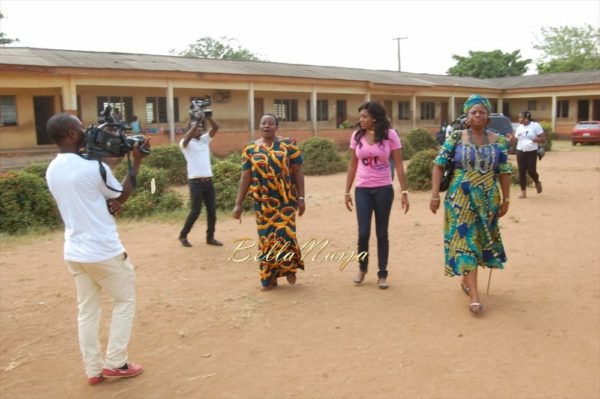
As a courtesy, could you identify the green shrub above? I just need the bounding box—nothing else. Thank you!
[120,189,184,218]
[0,171,61,234]
[134,166,170,195]
[224,151,243,166]
[539,121,554,151]
[406,149,438,191]
[406,128,437,152]
[212,161,253,211]
[300,137,347,175]
[401,142,416,160]
[156,191,185,213]
[23,161,50,180]
[141,144,188,185]
[509,162,533,187]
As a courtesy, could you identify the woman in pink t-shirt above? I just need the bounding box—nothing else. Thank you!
[344,102,410,289]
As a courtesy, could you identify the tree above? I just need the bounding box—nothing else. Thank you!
[0,12,19,45]
[534,24,600,74]
[447,50,530,78]
[170,36,263,61]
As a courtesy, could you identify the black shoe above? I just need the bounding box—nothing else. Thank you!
[206,238,223,246]
[179,237,192,247]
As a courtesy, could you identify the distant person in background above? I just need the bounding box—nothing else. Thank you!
[515,111,545,199]
[130,116,141,134]
[445,121,453,138]
[111,108,122,124]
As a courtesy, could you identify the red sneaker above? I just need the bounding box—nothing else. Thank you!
[102,363,143,379]
[88,375,104,385]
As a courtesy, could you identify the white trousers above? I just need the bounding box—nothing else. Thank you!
[66,253,136,377]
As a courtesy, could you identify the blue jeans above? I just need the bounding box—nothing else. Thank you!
[180,179,216,240]
[355,185,394,278]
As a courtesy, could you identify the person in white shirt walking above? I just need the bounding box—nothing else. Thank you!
[514,111,546,198]
[45,113,149,385]
[178,116,223,247]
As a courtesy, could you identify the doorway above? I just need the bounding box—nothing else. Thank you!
[336,100,347,126]
[34,96,55,145]
[577,100,589,121]
[440,102,449,124]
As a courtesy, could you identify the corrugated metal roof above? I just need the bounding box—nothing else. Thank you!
[1,47,598,90]
[489,70,600,89]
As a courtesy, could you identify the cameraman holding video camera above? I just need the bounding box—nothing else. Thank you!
[178,99,223,247]
[45,113,149,385]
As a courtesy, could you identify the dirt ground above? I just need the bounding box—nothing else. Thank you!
[1,142,599,399]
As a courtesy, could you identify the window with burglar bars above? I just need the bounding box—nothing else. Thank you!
[96,96,133,123]
[274,99,298,121]
[420,101,435,120]
[0,96,17,126]
[398,101,410,120]
[306,99,329,121]
[556,100,569,118]
[145,97,180,124]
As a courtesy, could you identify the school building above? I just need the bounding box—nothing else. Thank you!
[1,47,599,155]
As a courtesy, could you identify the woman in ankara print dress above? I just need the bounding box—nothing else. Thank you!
[430,94,512,314]
[233,114,305,290]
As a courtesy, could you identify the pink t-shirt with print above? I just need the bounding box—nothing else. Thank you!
[350,129,402,188]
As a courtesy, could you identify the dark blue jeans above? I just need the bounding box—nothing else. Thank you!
[355,185,394,278]
[180,179,216,240]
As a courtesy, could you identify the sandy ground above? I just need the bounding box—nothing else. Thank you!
[1,142,599,399]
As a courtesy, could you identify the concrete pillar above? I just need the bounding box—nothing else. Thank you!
[248,82,255,141]
[311,86,317,136]
[61,77,78,114]
[166,81,175,144]
[411,94,417,130]
[449,94,455,122]
[364,92,371,102]
[497,97,503,114]
[551,95,557,132]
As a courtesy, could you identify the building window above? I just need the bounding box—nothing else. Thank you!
[306,99,329,121]
[274,99,298,121]
[556,100,569,118]
[527,100,537,111]
[97,96,133,123]
[398,101,410,120]
[145,97,180,123]
[0,96,17,126]
[420,101,435,120]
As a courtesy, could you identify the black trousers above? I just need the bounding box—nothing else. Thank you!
[516,150,540,190]
[180,179,216,240]
[355,185,394,279]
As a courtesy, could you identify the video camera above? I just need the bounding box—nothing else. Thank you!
[83,105,151,160]
[189,97,213,122]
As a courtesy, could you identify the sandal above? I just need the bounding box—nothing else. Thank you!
[286,273,296,285]
[469,302,484,313]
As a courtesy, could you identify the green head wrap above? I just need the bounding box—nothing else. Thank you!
[463,94,492,114]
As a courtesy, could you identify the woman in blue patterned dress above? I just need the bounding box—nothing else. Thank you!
[233,114,305,290]
[430,95,511,314]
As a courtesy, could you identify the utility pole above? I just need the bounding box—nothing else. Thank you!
[392,37,408,72]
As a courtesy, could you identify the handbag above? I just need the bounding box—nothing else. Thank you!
[537,146,545,160]
[440,131,460,192]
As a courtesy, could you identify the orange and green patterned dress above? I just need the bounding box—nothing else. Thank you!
[242,139,304,287]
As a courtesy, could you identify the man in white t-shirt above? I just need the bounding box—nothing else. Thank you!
[45,113,149,385]
[178,116,222,247]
